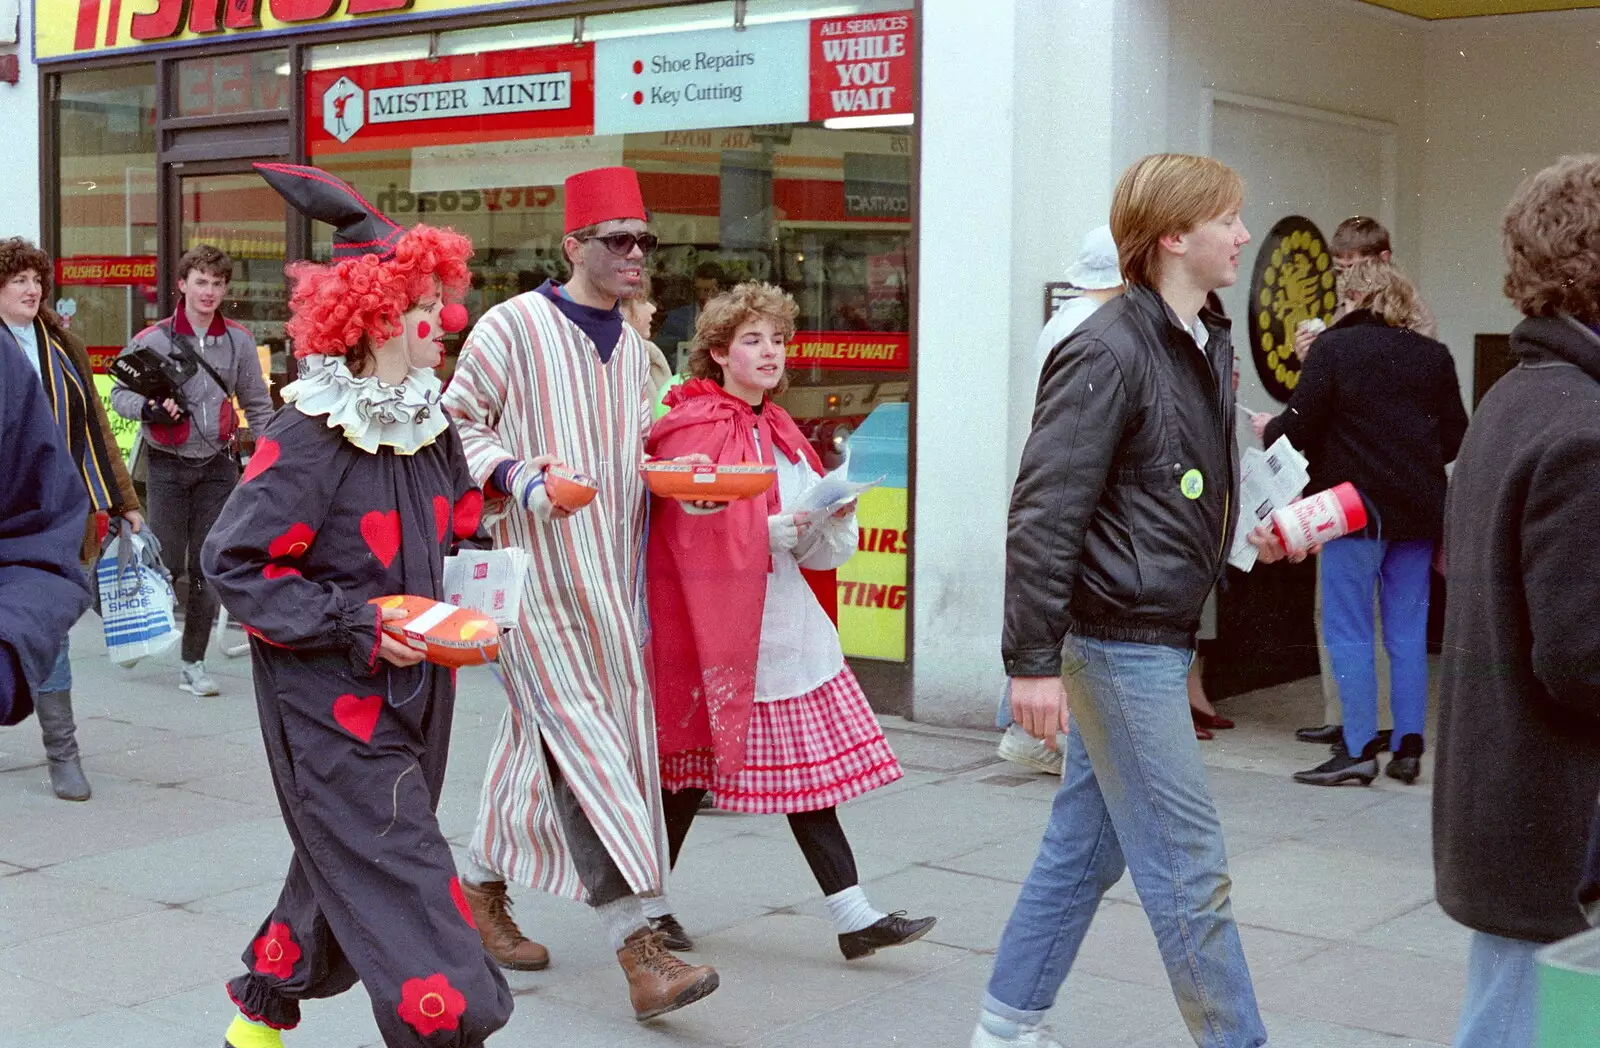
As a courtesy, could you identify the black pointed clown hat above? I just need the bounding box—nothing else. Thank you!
[254,162,405,261]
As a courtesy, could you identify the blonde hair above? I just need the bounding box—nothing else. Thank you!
[687,282,799,394]
[1337,258,1427,332]
[1110,154,1244,289]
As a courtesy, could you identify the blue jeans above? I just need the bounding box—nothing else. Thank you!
[40,642,72,694]
[983,636,1267,1047]
[1453,931,1539,1048]
[1320,537,1432,755]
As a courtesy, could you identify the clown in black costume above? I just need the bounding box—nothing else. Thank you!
[201,163,512,1048]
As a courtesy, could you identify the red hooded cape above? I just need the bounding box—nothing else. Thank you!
[646,379,826,773]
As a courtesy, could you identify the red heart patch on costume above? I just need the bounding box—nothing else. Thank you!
[433,496,450,543]
[332,693,382,742]
[241,439,280,484]
[452,490,484,539]
[361,510,402,568]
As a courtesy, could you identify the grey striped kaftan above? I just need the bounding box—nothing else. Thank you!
[442,290,666,902]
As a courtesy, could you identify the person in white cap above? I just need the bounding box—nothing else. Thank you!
[1034,224,1126,369]
[998,225,1128,776]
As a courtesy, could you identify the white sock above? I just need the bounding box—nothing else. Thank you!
[462,859,501,886]
[594,894,648,950]
[640,894,674,920]
[824,885,885,934]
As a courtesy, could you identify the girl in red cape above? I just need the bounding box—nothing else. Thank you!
[643,282,935,960]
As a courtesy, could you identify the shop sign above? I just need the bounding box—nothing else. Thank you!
[37,0,566,61]
[592,21,809,136]
[1247,216,1337,402]
[306,45,593,153]
[789,331,909,372]
[837,485,907,662]
[809,11,914,121]
[56,256,157,286]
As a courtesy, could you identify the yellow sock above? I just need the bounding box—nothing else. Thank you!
[225,1014,284,1048]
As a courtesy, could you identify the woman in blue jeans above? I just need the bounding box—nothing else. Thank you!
[1256,259,1468,787]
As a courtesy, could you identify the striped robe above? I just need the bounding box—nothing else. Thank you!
[442,291,665,902]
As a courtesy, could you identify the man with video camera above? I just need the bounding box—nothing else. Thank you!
[111,245,273,698]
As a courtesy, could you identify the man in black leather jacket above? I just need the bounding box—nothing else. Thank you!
[972,155,1299,1048]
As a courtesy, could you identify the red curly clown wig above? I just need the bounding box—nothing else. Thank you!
[285,224,473,368]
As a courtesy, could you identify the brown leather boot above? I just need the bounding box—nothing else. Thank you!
[460,880,550,971]
[617,927,719,1021]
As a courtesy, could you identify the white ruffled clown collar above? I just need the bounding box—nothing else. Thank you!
[282,354,448,455]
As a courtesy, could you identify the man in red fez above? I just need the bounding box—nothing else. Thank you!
[442,166,721,1021]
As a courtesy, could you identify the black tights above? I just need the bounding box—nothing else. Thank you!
[661,788,859,897]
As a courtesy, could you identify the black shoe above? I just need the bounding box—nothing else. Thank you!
[1385,733,1425,784]
[1296,723,1393,750]
[1295,723,1342,744]
[838,912,937,960]
[650,913,694,951]
[1293,738,1382,786]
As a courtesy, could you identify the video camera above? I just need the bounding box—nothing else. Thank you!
[107,347,196,409]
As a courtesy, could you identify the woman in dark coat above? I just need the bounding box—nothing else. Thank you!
[1255,259,1467,787]
[1433,155,1600,1048]
[0,236,143,801]
[0,326,92,728]
[201,163,511,1048]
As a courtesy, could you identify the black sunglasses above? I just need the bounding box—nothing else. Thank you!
[575,231,659,257]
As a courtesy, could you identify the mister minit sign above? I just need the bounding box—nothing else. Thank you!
[304,12,914,151]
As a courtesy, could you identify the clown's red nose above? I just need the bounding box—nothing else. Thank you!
[440,302,468,334]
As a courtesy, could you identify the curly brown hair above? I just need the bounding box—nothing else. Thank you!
[1503,155,1600,323]
[687,282,799,394]
[0,236,54,302]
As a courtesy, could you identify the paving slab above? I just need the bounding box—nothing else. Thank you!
[0,869,163,949]
[0,908,251,1007]
[544,914,967,1046]
[0,638,1477,1047]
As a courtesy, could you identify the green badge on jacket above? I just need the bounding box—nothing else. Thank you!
[1180,469,1204,500]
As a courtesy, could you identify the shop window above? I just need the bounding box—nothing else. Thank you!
[55,64,159,458]
[305,0,913,660]
[173,49,291,117]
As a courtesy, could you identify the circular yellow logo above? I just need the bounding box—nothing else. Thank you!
[1181,469,1204,500]
[1249,216,1337,401]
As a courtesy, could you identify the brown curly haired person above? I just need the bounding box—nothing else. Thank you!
[1434,153,1600,1048]
[0,236,142,801]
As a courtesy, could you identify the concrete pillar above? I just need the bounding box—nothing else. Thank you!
[911,0,1133,727]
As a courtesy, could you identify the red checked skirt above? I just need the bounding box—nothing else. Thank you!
[659,665,902,814]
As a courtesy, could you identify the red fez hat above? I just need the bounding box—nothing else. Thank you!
[564,167,647,234]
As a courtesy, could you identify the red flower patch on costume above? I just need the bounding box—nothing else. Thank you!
[397,973,467,1037]
[241,439,280,484]
[251,923,301,980]
[449,876,477,929]
[452,490,483,539]
[433,496,450,543]
[332,693,382,743]
[360,510,402,567]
